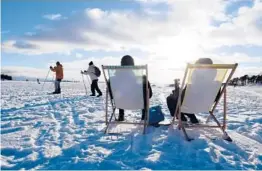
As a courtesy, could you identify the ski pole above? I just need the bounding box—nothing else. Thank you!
[81,73,88,95]
[87,75,92,89]
[49,74,55,90]
[41,69,50,91]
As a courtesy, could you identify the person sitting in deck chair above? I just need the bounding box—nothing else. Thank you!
[108,55,153,121]
[167,58,219,124]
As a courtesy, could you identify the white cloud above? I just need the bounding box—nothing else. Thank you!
[43,13,66,20]
[25,32,36,36]
[1,52,261,83]
[34,25,53,31]
[1,30,10,34]
[207,0,262,47]
[2,0,262,82]
[2,0,253,55]
[1,66,48,79]
[75,53,83,59]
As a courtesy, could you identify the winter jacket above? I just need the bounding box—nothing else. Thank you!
[84,65,98,81]
[51,64,63,79]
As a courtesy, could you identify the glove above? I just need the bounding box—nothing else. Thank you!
[50,66,52,69]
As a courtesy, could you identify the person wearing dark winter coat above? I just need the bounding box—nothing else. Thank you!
[81,61,102,97]
[167,58,218,124]
[108,55,153,121]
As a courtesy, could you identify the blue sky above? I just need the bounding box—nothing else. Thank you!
[1,0,143,68]
[1,0,262,82]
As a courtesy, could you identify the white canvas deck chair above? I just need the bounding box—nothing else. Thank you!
[172,63,238,141]
[102,65,150,134]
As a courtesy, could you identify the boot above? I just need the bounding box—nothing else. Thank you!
[141,109,145,120]
[117,113,124,121]
[52,89,59,94]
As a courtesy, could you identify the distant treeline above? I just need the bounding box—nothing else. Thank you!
[1,74,12,80]
[229,74,262,86]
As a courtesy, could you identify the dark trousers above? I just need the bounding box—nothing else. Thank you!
[181,113,199,123]
[118,109,146,121]
[167,89,199,123]
[91,79,102,95]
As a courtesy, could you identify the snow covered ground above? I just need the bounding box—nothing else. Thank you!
[1,81,262,170]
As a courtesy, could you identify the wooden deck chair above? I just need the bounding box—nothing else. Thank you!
[102,65,150,135]
[171,63,238,141]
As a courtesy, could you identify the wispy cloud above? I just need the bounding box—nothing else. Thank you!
[1,30,10,34]
[75,53,83,59]
[4,1,262,55]
[24,32,36,36]
[2,0,262,81]
[43,13,66,20]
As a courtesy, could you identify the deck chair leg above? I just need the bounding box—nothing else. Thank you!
[143,108,149,134]
[209,112,232,142]
[104,108,116,134]
[105,88,109,125]
[181,125,192,141]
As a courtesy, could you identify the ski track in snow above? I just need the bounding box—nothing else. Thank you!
[1,81,262,170]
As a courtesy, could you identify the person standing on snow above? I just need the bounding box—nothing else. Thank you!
[81,61,102,97]
[50,61,63,94]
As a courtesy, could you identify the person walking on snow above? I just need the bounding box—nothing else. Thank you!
[50,61,63,94]
[81,61,102,97]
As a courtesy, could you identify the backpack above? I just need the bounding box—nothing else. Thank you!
[94,66,101,77]
[148,105,165,124]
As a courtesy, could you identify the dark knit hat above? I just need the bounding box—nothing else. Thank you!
[89,61,93,65]
[121,55,134,66]
[195,58,213,64]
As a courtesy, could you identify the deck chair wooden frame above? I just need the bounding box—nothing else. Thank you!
[171,63,238,141]
[102,65,150,135]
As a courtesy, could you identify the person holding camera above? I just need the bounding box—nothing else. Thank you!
[166,78,199,124]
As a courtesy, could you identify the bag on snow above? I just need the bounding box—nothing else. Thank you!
[94,66,101,77]
[148,105,165,124]
[166,93,178,117]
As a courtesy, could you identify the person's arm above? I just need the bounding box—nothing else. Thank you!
[81,66,92,75]
[82,70,88,75]
[148,81,153,98]
[50,66,56,72]
[142,75,153,98]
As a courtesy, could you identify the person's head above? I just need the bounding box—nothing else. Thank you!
[195,58,213,64]
[89,61,94,66]
[56,61,61,66]
[121,55,134,66]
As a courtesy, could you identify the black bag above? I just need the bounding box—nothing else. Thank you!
[166,94,176,117]
[94,66,101,77]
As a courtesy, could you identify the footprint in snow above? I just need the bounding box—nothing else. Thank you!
[88,107,96,113]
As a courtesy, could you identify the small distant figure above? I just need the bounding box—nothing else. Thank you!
[37,78,40,84]
[26,79,29,82]
[50,61,63,94]
[81,61,102,97]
